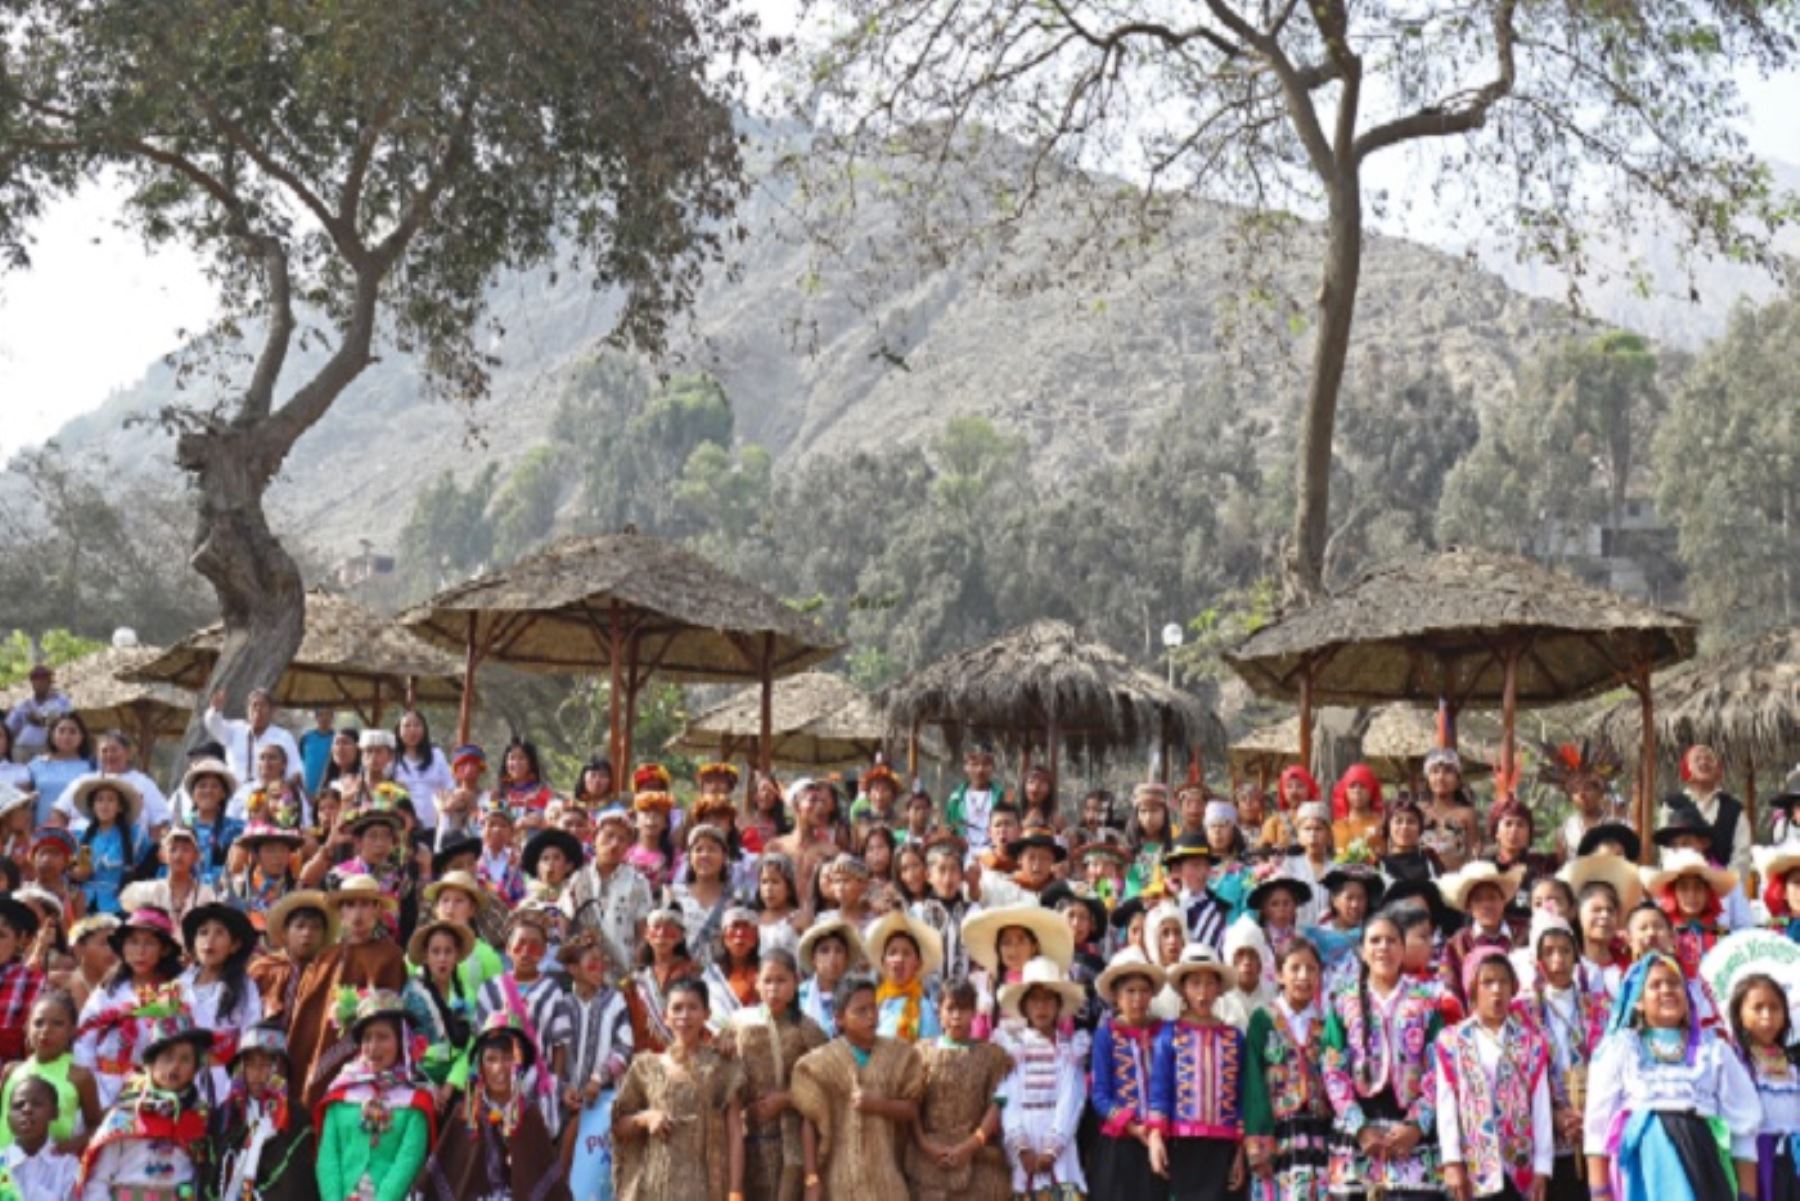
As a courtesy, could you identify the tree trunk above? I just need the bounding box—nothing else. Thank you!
[1287,172,1364,601]
[177,424,307,724]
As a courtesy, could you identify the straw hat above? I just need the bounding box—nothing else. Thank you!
[962,903,1075,973]
[1559,851,1644,912]
[1096,945,1167,1004]
[1756,844,1800,889]
[72,775,143,826]
[407,919,477,967]
[423,870,490,911]
[325,875,399,912]
[266,890,339,944]
[997,956,1086,1020]
[1165,943,1238,993]
[1438,861,1525,911]
[798,915,866,975]
[180,757,240,799]
[864,909,944,978]
[1643,848,1738,899]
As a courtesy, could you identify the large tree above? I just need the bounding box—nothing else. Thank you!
[794,0,1794,599]
[0,1,761,709]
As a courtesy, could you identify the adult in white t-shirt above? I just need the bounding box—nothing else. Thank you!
[203,688,301,791]
[390,710,451,829]
[52,730,170,836]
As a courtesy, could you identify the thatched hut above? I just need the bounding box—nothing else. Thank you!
[126,588,463,723]
[878,619,1225,780]
[1,644,193,768]
[1225,547,1696,842]
[671,672,892,768]
[1594,626,1800,823]
[399,530,841,769]
[1361,705,1497,787]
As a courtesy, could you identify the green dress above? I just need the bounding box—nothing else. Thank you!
[0,1055,78,1147]
[314,1102,429,1201]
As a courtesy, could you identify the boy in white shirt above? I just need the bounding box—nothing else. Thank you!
[1,1076,78,1199]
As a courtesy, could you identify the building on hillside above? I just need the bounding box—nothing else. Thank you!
[333,540,395,587]
[1533,497,1684,606]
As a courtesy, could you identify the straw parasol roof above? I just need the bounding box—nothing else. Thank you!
[1225,548,1697,709]
[1594,626,1800,779]
[125,588,464,716]
[398,530,840,682]
[671,672,892,768]
[1361,705,1496,783]
[1229,716,1302,781]
[0,643,194,767]
[878,619,1225,763]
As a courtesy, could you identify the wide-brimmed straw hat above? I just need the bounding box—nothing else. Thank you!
[962,903,1074,973]
[997,955,1087,1019]
[181,758,240,799]
[423,870,491,911]
[1756,844,1800,888]
[407,919,477,967]
[1165,943,1238,993]
[798,916,866,975]
[1559,850,1644,912]
[325,875,399,912]
[72,775,143,826]
[266,890,338,944]
[1643,848,1738,899]
[1438,861,1525,911]
[865,909,944,978]
[1096,945,1167,1004]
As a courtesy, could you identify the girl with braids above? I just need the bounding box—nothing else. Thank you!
[624,908,703,1054]
[74,908,185,1107]
[1320,911,1445,1200]
[1731,973,1800,1201]
[1244,940,1332,1201]
[718,950,828,1201]
[312,989,436,1201]
[424,1012,571,1201]
[176,902,264,1106]
[1583,953,1760,1201]
[68,780,148,917]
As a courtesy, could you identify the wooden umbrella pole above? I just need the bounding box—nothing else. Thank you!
[133,705,156,772]
[1297,664,1315,776]
[456,613,480,745]
[371,679,385,730]
[1636,660,1656,865]
[608,602,625,777]
[622,629,641,779]
[1747,755,1759,844]
[1499,642,1521,788]
[759,632,774,775]
[907,716,921,781]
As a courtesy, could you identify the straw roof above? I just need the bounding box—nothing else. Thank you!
[1228,716,1302,780]
[125,588,464,709]
[878,619,1225,761]
[398,530,840,682]
[670,672,890,767]
[1225,547,1697,708]
[0,645,194,740]
[1361,705,1496,782]
[1594,626,1800,776]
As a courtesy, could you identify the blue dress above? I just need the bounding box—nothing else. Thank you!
[28,756,91,826]
[82,825,140,914]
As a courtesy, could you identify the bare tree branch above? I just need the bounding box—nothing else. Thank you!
[1353,0,1517,162]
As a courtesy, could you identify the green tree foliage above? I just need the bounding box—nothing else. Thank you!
[1654,298,1800,639]
[396,466,499,594]
[490,448,566,561]
[0,629,106,689]
[678,441,774,550]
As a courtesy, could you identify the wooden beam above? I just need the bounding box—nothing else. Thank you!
[1499,641,1520,789]
[759,633,775,774]
[608,602,625,780]
[622,622,642,779]
[1297,665,1315,774]
[456,612,480,745]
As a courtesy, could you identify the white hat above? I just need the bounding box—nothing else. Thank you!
[71,775,143,827]
[1223,915,1274,980]
[1204,800,1238,827]
[1295,801,1330,827]
[961,903,1074,974]
[997,956,1086,1020]
[1643,848,1738,899]
[784,777,818,808]
[1439,861,1525,911]
[1559,850,1644,912]
[798,916,866,975]
[1144,902,1187,959]
[1529,911,1577,954]
[1755,844,1800,889]
[865,909,944,979]
[1166,943,1237,992]
[358,729,397,751]
[1096,945,1167,1004]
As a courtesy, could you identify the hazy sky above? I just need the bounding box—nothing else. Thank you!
[2,25,1796,460]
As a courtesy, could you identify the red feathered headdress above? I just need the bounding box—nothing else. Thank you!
[1330,764,1384,821]
[1277,765,1321,809]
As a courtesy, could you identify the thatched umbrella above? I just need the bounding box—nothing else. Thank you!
[1361,704,1497,789]
[126,589,463,725]
[878,619,1225,782]
[398,530,841,772]
[670,671,890,768]
[1594,626,1800,835]
[1228,716,1302,787]
[1225,547,1696,853]
[0,642,194,769]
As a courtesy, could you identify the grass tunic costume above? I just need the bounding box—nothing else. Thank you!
[611,1044,745,1201]
[908,1035,1012,1201]
[790,1037,925,1201]
[717,1006,826,1201]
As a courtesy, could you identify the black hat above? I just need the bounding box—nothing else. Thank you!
[1652,796,1712,849]
[1770,791,1800,822]
[521,828,585,879]
[1109,895,1151,932]
[1162,832,1212,866]
[1247,873,1316,913]
[1380,878,1458,934]
[186,739,227,761]
[1006,832,1068,863]
[0,895,40,941]
[1320,865,1387,910]
[1042,881,1105,934]
[1576,822,1643,861]
[181,902,258,957]
[432,832,483,878]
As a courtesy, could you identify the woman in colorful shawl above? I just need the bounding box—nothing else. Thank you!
[207,1021,318,1201]
[312,989,436,1201]
[1583,952,1761,1201]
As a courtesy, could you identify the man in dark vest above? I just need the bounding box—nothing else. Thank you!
[1660,744,1750,880]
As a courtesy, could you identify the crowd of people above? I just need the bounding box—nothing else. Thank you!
[2,665,1799,1201]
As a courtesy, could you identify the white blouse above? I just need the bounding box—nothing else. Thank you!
[1752,1060,1800,1136]
[1582,1028,1763,1160]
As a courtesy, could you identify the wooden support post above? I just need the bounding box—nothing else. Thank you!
[371,679,385,730]
[1636,661,1656,865]
[622,631,642,779]
[455,613,480,745]
[1747,756,1759,843]
[1297,665,1315,776]
[1499,642,1521,790]
[758,633,775,775]
[1047,718,1060,795]
[607,603,625,777]
[907,716,921,781]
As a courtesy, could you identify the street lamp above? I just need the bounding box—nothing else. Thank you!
[1161,622,1184,687]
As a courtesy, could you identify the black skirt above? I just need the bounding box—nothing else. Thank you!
[1546,1154,1590,1201]
[1091,1132,1158,1199]
[1656,1111,1735,1197]
[1168,1135,1243,1201]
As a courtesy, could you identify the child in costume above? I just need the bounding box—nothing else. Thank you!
[908,982,1009,1201]
[1089,947,1166,1196]
[403,919,476,1101]
[1583,953,1760,1200]
[1321,912,1444,1201]
[289,877,408,1115]
[790,972,923,1201]
[1244,939,1332,1201]
[702,906,763,1030]
[1147,945,1247,1201]
[474,799,527,904]
[30,826,87,927]
[625,790,677,894]
[1648,848,1736,980]
[55,912,118,1014]
[420,870,504,998]
[76,1002,211,1201]
[208,1021,317,1201]
[613,977,746,1201]
[0,894,45,1071]
[0,988,102,1153]
[1757,844,1800,941]
[475,906,573,1131]
[720,949,827,1201]
[1438,862,1524,1009]
[423,1011,571,1201]
[1434,947,1553,1201]
[178,902,264,1105]
[1730,973,1800,1201]
[1124,783,1174,898]
[796,918,860,1040]
[558,930,634,1201]
[248,891,335,1030]
[75,908,184,1107]
[962,901,1075,1044]
[0,1075,79,1200]
[995,962,1087,1200]
[1520,914,1607,1201]
[624,908,702,1054]
[1330,766,1385,858]
[312,989,436,1201]
[867,909,944,1043]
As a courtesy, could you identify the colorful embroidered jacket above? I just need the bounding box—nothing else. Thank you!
[1522,979,1608,1156]
[1434,1016,1549,1197]
[1148,1020,1245,1140]
[1091,1017,1160,1138]
[1242,1002,1329,1153]
[1320,975,1441,1137]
